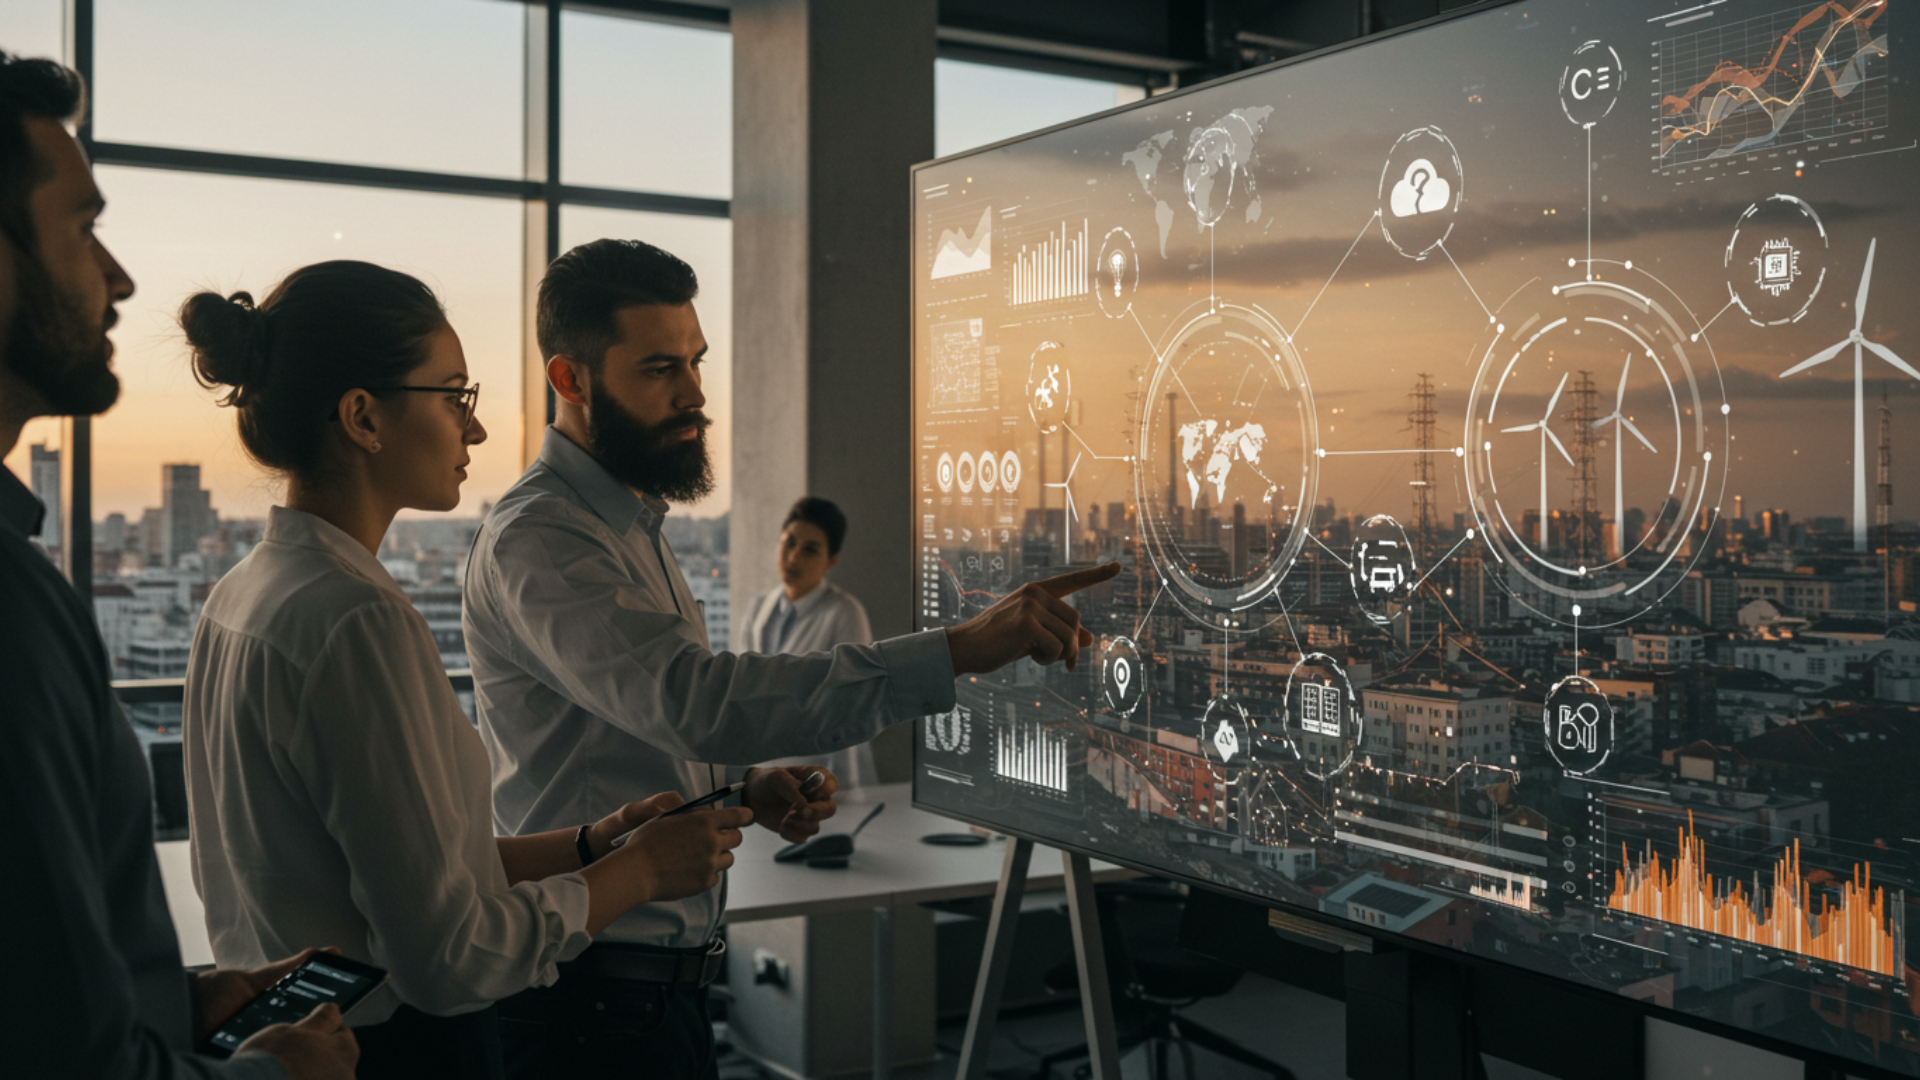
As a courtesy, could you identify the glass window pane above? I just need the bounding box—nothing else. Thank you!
[2,419,67,574]
[559,207,731,646]
[561,13,730,198]
[936,60,1144,159]
[0,3,66,62]
[88,166,523,693]
[93,0,525,178]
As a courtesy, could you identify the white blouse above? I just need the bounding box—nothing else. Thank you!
[183,507,591,1024]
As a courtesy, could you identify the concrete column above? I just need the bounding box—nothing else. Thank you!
[732,0,936,654]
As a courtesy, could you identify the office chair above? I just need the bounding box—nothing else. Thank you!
[1034,880,1295,1080]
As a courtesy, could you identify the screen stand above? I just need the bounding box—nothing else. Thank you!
[956,838,1122,1079]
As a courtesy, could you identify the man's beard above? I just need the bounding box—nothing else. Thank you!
[3,245,118,416]
[585,388,714,504]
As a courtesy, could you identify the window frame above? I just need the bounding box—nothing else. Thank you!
[50,0,730,605]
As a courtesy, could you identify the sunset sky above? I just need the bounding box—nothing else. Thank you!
[1,0,1133,526]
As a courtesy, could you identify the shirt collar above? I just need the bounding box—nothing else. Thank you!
[0,466,46,540]
[264,506,406,598]
[538,426,667,538]
[776,580,833,618]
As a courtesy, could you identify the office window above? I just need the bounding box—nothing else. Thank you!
[561,12,731,198]
[93,0,526,178]
[0,4,65,61]
[935,59,1146,159]
[91,167,524,526]
[2,420,67,570]
[81,167,521,690]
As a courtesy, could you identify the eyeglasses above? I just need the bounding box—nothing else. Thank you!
[368,383,482,426]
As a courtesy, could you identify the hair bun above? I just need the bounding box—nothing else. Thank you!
[182,290,268,404]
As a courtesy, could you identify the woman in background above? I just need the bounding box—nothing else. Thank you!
[179,261,750,1079]
[738,497,878,786]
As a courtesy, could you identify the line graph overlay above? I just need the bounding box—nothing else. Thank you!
[1602,807,1906,977]
[1656,0,1890,170]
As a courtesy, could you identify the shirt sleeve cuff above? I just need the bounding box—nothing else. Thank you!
[875,629,958,721]
[519,872,595,992]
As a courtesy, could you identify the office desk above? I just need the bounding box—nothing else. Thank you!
[723,781,1128,922]
[158,783,1132,1078]
[722,783,1133,1079]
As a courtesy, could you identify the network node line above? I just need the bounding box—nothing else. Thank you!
[1307,530,1352,569]
[1061,422,1132,462]
[1691,295,1738,342]
[1132,581,1167,639]
[1436,239,1496,323]
[1409,531,1475,594]
[1291,209,1381,344]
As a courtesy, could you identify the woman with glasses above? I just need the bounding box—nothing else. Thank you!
[177,261,752,1079]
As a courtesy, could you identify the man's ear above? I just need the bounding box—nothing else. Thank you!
[828,552,841,571]
[547,354,590,407]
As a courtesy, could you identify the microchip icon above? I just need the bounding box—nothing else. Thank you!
[1753,238,1800,298]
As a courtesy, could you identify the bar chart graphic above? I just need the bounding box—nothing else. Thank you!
[994,712,1070,793]
[1011,218,1089,306]
[1607,812,1904,976]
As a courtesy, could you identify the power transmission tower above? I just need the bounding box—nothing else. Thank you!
[1568,370,1601,565]
[1409,373,1437,563]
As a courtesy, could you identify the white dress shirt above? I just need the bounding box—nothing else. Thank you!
[463,428,956,948]
[738,580,880,787]
[183,507,593,1024]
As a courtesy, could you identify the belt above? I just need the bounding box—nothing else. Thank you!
[561,939,726,987]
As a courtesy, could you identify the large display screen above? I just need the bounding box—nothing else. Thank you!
[910,0,1918,1070]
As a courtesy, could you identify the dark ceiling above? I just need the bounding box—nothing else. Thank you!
[578,0,1495,87]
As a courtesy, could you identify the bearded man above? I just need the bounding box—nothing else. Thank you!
[463,239,1115,1079]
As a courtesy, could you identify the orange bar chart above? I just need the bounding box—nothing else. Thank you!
[1608,812,1904,977]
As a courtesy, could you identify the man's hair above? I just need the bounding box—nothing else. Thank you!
[0,51,85,257]
[785,497,849,557]
[537,239,699,370]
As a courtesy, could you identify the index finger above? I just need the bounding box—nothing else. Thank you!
[1033,561,1121,598]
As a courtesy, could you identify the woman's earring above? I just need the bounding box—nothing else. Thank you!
[371,441,382,453]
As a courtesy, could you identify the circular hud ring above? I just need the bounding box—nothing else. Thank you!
[1135,300,1318,632]
[1462,262,1729,629]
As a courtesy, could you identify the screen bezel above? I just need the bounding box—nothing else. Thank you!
[906,2,1910,1075]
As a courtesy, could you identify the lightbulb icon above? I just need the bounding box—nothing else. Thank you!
[1109,250,1126,297]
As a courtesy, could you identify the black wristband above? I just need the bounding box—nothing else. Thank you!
[576,824,597,867]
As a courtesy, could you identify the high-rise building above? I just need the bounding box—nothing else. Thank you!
[29,443,60,552]
[160,463,216,570]
[99,512,128,551]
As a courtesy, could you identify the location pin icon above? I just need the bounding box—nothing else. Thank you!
[1114,659,1131,698]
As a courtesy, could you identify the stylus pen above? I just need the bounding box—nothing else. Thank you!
[613,773,828,845]
[610,781,748,849]
[657,781,749,818]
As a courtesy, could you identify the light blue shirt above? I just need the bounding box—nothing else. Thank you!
[463,429,957,947]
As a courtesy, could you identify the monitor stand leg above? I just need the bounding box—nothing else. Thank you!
[956,839,1122,1080]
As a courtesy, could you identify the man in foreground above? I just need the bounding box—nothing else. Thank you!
[0,49,359,1080]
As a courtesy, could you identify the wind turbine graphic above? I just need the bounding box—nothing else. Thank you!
[1503,372,1574,549]
[1592,354,1658,556]
[1780,238,1920,552]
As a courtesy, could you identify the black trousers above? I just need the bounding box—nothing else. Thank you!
[353,1003,505,1080]
[498,974,716,1080]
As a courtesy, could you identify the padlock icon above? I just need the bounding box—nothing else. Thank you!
[1389,158,1451,218]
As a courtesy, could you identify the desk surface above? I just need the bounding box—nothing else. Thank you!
[156,782,1131,964]
[723,782,1133,923]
